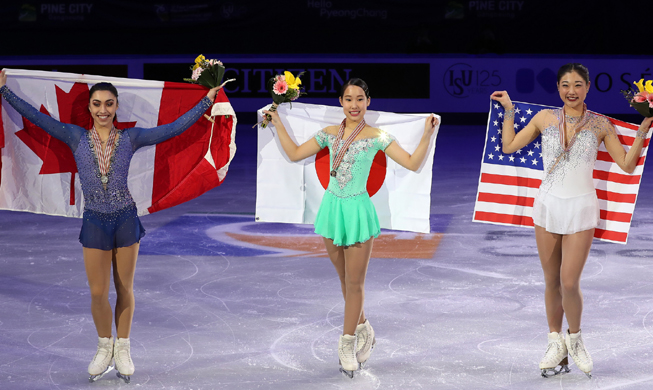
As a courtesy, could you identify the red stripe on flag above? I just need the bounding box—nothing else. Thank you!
[477,192,534,207]
[597,151,645,166]
[593,170,640,185]
[600,209,632,223]
[594,228,627,243]
[480,173,542,188]
[617,134,650,147]
[474,211,534,226]
[595,189,636,203]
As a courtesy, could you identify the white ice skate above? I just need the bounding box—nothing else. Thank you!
[539,332,570,378]
[88,336,114,383]
[114,338,135,383]
[566,330,593,379]
[355,319,376,368]
[338,334,358,378]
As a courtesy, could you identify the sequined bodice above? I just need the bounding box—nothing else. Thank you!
[76,130,135,213]
[315,130,395,198]
[539,109,612,198]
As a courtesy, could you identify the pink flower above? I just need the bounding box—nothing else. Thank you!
[275,74,285,83]
[191,67,203,81]
[273,80,288,95]
[634,92,648,103]
[648,93,653,108]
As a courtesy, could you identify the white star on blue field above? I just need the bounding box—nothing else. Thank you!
[484,102,545,171]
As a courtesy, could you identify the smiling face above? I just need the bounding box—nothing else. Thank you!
[339,85,370,123]
[557,71,590,112]
[89,90,118,128]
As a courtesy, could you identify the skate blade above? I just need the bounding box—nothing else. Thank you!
[584,371,592,379]
[540,364,570,378]
[88,365,114,383]
[116,372,131,384]
[339,367,354,379]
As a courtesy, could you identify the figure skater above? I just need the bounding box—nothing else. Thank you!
[0,69,223,383]
[491,63,653,378]
[264,78,437,377]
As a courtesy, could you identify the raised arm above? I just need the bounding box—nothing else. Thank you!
[384,114,438,171]
[603,116,653,174]
[0,69,84,150]
[127,84,222,150]
[490,91,543,154]
[263,108,323,161]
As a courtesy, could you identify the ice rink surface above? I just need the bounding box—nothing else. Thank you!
[2,125,653,389]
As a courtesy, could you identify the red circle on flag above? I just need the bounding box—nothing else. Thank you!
[315,149,387,197]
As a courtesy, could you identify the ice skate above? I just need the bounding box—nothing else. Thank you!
[566,330,593,379]
[539,332,570,378]
[88,336,114,383]
[114,338,135,383]
[338,334,358,378]
[355,319,376,368]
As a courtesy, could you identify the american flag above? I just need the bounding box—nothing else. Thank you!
[473,100,650,244]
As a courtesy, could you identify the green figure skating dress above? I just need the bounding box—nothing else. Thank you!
[313,129,395,246]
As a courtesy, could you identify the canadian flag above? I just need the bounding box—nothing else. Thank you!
[0,69,236,217]
[256,103,439,234]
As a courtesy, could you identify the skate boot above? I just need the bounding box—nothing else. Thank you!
[338,334,358,378]
[114,338,135,383]
[88,336,114,383]
[539,332,570,378]
[355,319,376,368]
[566,330,593,379]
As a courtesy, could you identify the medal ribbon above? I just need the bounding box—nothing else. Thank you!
[90,127,117,176]
[548,104,590,175]
[331,119,366,175]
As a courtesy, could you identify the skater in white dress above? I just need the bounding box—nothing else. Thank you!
[491,63,653,378]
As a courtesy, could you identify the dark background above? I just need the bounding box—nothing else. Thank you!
[0,1,645,56]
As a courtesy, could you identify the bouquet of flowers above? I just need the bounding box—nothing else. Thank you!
[621,78,653,117]
[256,71,306,128]
[184,54,227,89]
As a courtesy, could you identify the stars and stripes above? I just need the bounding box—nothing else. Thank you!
[473,100,649,244]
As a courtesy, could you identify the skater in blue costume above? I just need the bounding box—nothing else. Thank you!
[264,78,437,377]
[0,69,223,383]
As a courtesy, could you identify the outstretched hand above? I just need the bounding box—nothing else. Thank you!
[206,78,236,103]
[641,116,653,133]
[490,90,513,109]
[0,69,6,88]
[424,114,438,139]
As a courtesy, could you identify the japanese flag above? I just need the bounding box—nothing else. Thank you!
[0,69,236,217]
[256,103,439,234]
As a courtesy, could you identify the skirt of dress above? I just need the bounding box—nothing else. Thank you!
[314,191,381,247]
[79,203,146,250]
[532,190,599,235]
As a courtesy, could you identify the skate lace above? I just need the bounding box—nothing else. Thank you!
[542,340,561,362]
[339,338,356,358]
[570,338,590,363]
[93,342,112,362]
[116,344,133,365]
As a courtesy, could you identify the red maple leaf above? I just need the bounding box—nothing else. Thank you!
[13,82,137,206]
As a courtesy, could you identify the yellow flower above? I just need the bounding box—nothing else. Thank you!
[193,63,200,70]
[634,79,645,93]
[645,80,653,93]
[195,54,205,64]
[285,71,302,89]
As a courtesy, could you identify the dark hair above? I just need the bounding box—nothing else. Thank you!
[340,78,370,98]
[557,63,590,84]
[89,82,119,102]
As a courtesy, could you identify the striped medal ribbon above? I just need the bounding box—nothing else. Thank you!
[90,127,117,185]
[330,119,366,177]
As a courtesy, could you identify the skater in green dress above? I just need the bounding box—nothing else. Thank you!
[264,78,437,377]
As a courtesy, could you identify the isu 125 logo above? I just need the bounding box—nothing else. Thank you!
[443,63,502,98]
